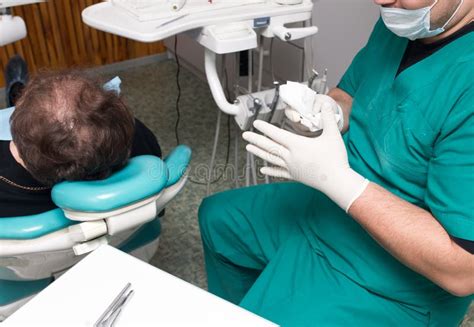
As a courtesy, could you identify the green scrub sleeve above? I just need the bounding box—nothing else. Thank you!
[337,19,385,97]
[337,49,368,97]
[425,88,474,241]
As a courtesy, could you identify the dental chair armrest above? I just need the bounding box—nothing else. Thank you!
[0,209,75,240]
[0,221,107,256]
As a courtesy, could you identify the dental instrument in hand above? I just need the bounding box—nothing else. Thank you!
[269,81,280,122]
[307,69,319,91]
[318,69,327,94]
[280,81,344,133]
[94,282,134,327]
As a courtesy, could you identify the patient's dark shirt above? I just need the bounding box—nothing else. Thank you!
[0,119,161,218]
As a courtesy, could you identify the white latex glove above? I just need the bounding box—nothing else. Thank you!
[280,82,344,133]
[243,104,369,212]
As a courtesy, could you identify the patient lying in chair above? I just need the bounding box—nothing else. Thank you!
[0,70,162,217]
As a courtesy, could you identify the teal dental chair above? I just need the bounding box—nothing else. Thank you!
[0,145,192,321]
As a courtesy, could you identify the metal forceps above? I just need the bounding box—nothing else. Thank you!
[94,282,135,327]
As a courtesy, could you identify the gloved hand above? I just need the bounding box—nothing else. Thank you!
[279,82,344,134]
[284,94,344,133]
[243,104,369,212]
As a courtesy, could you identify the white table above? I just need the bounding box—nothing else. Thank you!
[3,245,277,326]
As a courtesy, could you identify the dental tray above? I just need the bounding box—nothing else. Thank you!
[82,0,313,42]
[112,0,266,22]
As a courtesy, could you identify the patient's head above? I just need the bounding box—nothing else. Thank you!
[10,71,134,187]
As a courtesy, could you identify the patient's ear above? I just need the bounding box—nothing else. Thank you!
[9,141,26,168]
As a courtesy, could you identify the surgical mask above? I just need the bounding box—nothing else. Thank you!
[380,0,464,40]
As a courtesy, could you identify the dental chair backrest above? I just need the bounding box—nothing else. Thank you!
[0,145,192,320]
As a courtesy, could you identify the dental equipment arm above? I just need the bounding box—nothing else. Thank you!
[204,49,241,116]
[327,87,353,133]
[271,25,318,41]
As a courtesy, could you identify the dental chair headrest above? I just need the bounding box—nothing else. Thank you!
[164,145,192,188]
[52,155,168,213]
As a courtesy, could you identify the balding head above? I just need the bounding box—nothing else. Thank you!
[10,71,135,186]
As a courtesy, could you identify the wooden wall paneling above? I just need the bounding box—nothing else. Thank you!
[20,7,41,67]
[62,2,81,65]
[32,5,51,67]
[38,2,58,67]
[118,35,125,62]
[46,0,66,67]
[137,42,148,58]
[78,0,96,66]
[0,0,166,88]
[98,29,108,64]
[102,33,114,64]
[84,0,101,66]
[152,41,166,54]
[112,35,119,63]
[117,35,125,62]
[0,53,7,87]
[13,40,25,60]
[0,67,4,88]
[71,0,87,63]
[126,39,135,59]
[5,45,16,62]
[90,27,102,66]
[120,37,127,62]
[53,0,72,66]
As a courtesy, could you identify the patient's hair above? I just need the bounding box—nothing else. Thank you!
[10,70,135,187]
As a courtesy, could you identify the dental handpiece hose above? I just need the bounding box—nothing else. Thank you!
[307,69,319,91]
[269,81,280,122]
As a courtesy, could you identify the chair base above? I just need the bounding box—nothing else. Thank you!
[0,221,161,322]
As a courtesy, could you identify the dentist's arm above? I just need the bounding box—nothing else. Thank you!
[244,106,474,297]
[327,88,353,133]
[349,183,474,297]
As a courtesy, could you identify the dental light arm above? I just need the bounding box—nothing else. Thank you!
[197,19,317,123]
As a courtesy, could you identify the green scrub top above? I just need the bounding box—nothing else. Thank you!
[300,19,473,319]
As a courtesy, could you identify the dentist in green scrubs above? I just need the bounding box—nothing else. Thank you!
[198,0,474,325]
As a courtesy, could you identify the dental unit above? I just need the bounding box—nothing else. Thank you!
[81,0,326,131]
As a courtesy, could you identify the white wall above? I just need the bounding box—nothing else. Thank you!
[166,1,380,89]
[310,0,380,87]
